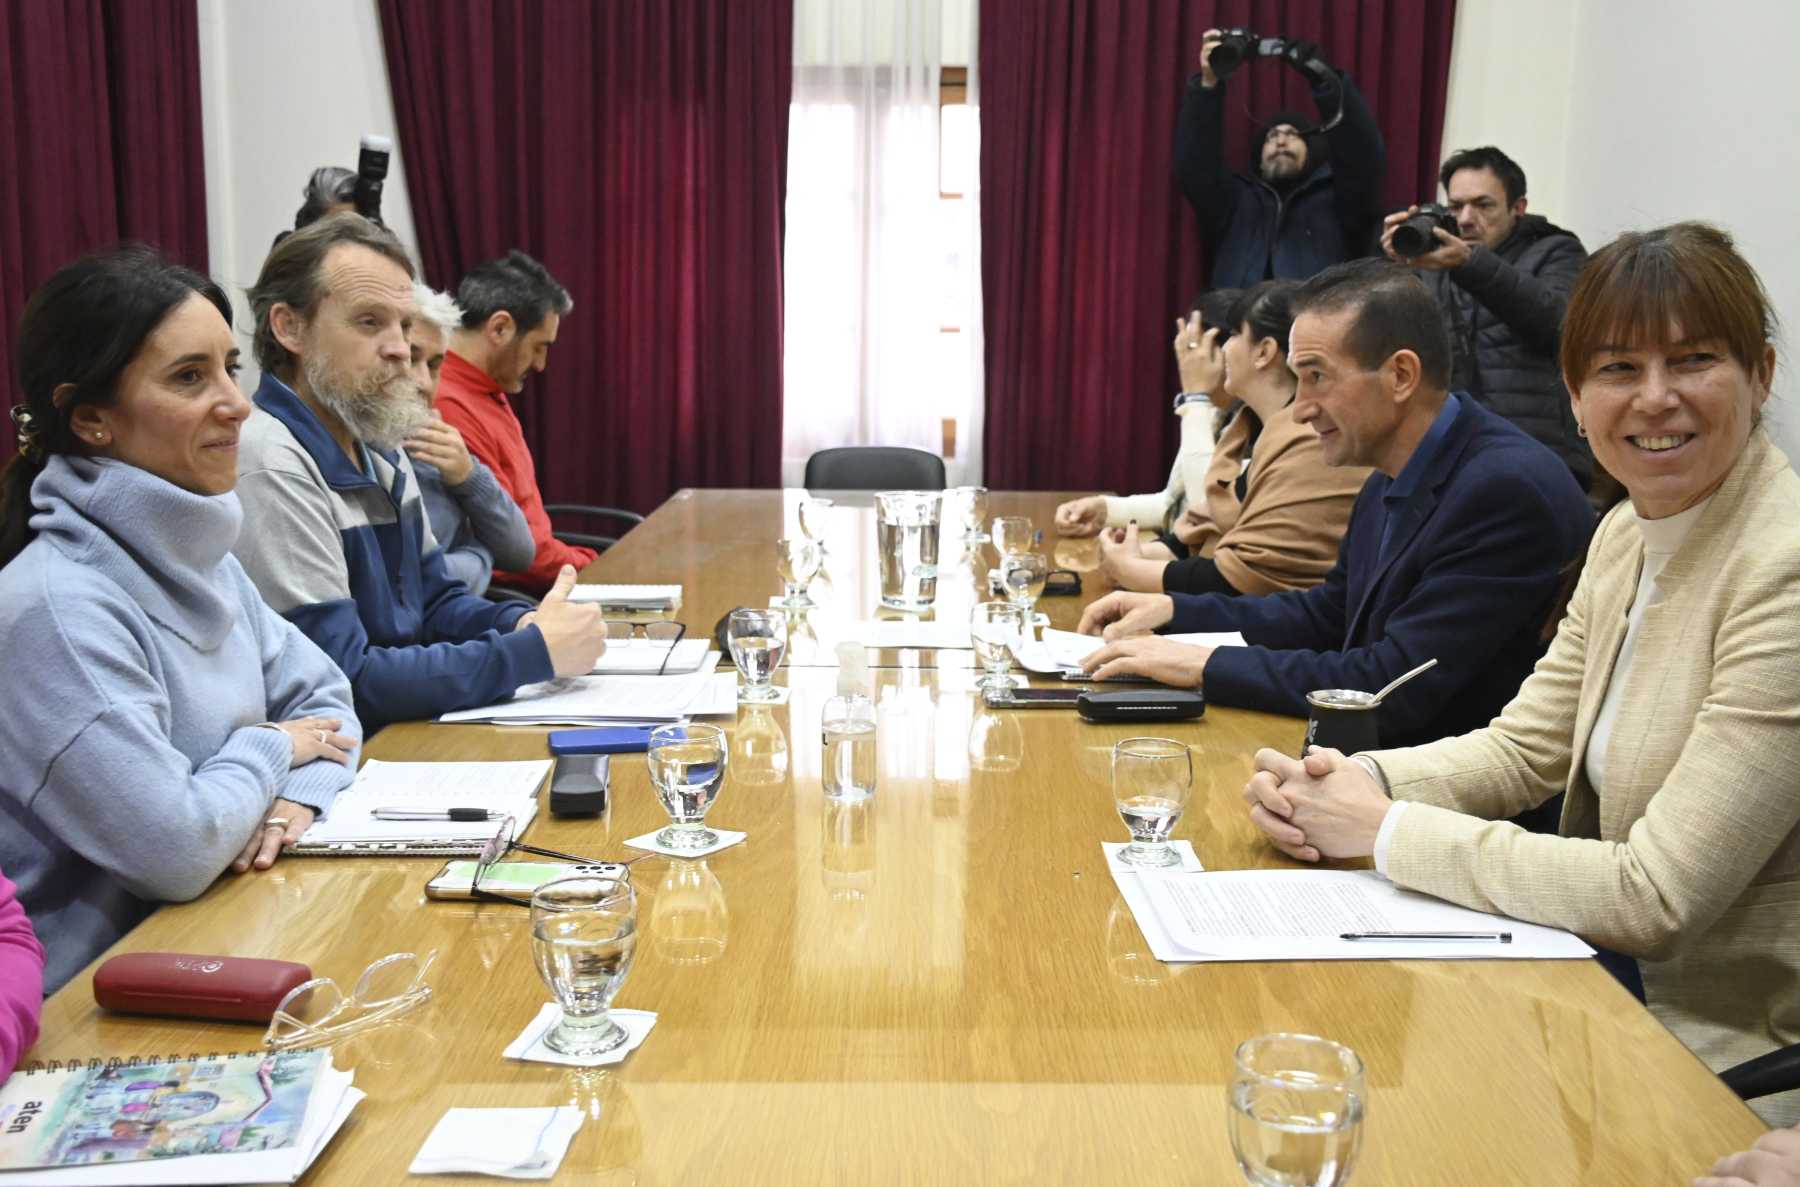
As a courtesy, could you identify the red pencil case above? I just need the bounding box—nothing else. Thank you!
[93,952,313,1023]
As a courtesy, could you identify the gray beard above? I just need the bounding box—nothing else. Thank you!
[303,354,428,451]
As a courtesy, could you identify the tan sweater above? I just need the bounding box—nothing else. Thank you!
[1182,402,1369,595]
[1368,431,1800,1125]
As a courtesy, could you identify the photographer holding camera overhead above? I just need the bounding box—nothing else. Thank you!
[1383,147,1594,489]
[1174,28,1387,290]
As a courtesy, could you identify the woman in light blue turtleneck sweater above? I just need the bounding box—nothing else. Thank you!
[0,248,361,993]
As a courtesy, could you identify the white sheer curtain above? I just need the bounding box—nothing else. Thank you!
[782,0,984,486]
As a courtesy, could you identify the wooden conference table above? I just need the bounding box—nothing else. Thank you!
[35,490,1763,1184]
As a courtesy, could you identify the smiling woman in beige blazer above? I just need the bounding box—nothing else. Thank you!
[1239,222,1800,1126]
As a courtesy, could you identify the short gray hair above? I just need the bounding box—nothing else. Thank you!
[411,283,463,337]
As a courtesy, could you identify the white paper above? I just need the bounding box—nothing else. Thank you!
[1102,840,1205,874]
[624,828,747,858]
[410,1107,583,1179]
[439,655,723,725]
[852,619,973,649]
[296,760,549,846]
[1164,631,1249,649]
[504,1005,658,1068]
[1016,627,1247,676]
[2,1063,360,1185]
[1115,868,1594,962]
[567,584,681,609]
[590,638,712,675]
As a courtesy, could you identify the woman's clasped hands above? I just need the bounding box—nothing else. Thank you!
[1242,746,1393,863]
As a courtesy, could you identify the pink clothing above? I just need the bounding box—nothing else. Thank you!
[0,868,45,1078]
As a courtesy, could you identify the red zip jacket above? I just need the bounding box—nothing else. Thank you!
[435,350,597,593]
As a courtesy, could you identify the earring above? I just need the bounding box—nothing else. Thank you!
[1575,422,1588,439]
[93,432,105,441]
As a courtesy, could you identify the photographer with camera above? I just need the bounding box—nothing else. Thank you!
[1174,28,1386,290]
[1382,146,1593,488]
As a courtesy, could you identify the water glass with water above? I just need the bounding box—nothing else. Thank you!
[991,515,1034,559]
[1228,1033,1365,1187]
[1001,551,1050,639]
[969,602,1025,693]
[821,693,877,800]
[874,490,943,610]
[728,608,786,702]
[1111,736,1192,868]
[954,486,989,543]
[530,874,638,1056]
[647,722,729,851]
[775,537,822,609]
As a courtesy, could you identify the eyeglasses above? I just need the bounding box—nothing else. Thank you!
[602,620,687,676]
[471,817,635,908]
[264,950,436,1050]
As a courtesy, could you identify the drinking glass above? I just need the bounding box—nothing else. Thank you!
[953,486,990,543]
[1228,1033,1366,1187]
[798,496,834,555]
[992,515,1034,559]
[775,537,822,609]
[969,602,1025,693]
[1000,551,1050,640]
[1111,736,1193,868]
[530,874,638,1056]
[727,608,786,703]
[647,722,729,851]
[874,490,944,610]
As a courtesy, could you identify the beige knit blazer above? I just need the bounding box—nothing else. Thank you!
[1369,430,1800,1124]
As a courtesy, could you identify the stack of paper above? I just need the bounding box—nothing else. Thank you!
[439,653,736,725]
[294,759,551,852]
[0,1050,360,1185]
[568,583,681,611]
[1014,628,1248,675]
[591,637,713,675]
[1111,866,1594,962]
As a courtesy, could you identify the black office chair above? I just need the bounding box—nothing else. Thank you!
[803,447,946,491]
[1722,1042,1800,1101]
[544,503,645,553]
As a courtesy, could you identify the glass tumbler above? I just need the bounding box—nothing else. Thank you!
[530,874,638,1056]
[1111,736,1193,868]
[1228,1033,1366,1187]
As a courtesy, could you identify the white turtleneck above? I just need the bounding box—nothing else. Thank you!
[1583,494,1713,794]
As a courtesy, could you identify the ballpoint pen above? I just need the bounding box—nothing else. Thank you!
[372,808,504,822]
[1340,930,1512,942]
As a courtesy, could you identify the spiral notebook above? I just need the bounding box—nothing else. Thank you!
[0,1049,359,1184]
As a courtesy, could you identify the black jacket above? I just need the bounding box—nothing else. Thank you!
[1423,215,1593,487]
[1173,70,1386,289]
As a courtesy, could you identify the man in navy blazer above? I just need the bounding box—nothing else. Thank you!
[1078,259,1593,748]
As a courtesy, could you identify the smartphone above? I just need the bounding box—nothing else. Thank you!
[982,687,1083,709]
[425,859,628,900]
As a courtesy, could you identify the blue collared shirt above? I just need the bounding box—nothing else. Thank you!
[1378,393,1461,564]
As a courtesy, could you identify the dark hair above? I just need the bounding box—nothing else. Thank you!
[247,212,415,375]
[456,250,573,335]
[1189,288,1241,335]
[2,246,231,567]
[1439,146,1527,207]
[1229,280,1300,360]
[1561,221,1776,388]
[294,166,357,230]
[1290,258,1452,392]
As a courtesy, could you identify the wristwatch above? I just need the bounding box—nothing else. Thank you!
[1172,391,1210,413]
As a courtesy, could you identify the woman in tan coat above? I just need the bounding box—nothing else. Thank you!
[1097,281,1369,597]
[1241,222,1800,1125]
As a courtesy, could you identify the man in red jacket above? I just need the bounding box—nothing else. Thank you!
[435,250,595,593]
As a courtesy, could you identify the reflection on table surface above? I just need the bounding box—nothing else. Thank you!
[31,491,1765,1185]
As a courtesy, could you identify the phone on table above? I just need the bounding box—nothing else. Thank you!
[425,858,629,900]
[982,687,1083,709]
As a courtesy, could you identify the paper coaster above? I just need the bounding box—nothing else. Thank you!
[504,1004,658,1068]
[624,828,748,858]
[410,1106,584,1179]
[1102,840,1204,874]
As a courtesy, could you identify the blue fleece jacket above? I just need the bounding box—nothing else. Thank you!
[232,374,555,732]
[0,456,360,992]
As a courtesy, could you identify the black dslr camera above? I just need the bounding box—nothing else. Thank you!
[1390,203,1459,258]
[354,134,392,228]
[1210,28,1283,81]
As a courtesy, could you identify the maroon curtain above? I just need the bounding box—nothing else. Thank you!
[980,0,1457,492]
[0,0,209,464]
[378,0,792,513]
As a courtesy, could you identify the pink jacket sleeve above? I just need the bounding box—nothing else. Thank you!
[0,868,45,1078]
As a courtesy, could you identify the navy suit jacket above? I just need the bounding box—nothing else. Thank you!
[1169,396,1593,748]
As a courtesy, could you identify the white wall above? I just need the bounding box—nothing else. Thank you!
[197,0,418,389]
[1440,0,1800,462]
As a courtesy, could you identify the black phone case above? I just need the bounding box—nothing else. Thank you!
[550,754,611,816]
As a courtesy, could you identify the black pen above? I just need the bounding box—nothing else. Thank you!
[371,808,503,822]
[1340,930,1512,943]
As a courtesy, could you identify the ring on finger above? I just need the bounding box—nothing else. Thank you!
[316,729,329,744]
[264,816,291,830]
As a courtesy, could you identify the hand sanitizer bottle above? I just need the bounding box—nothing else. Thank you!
[822,642,877,800]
